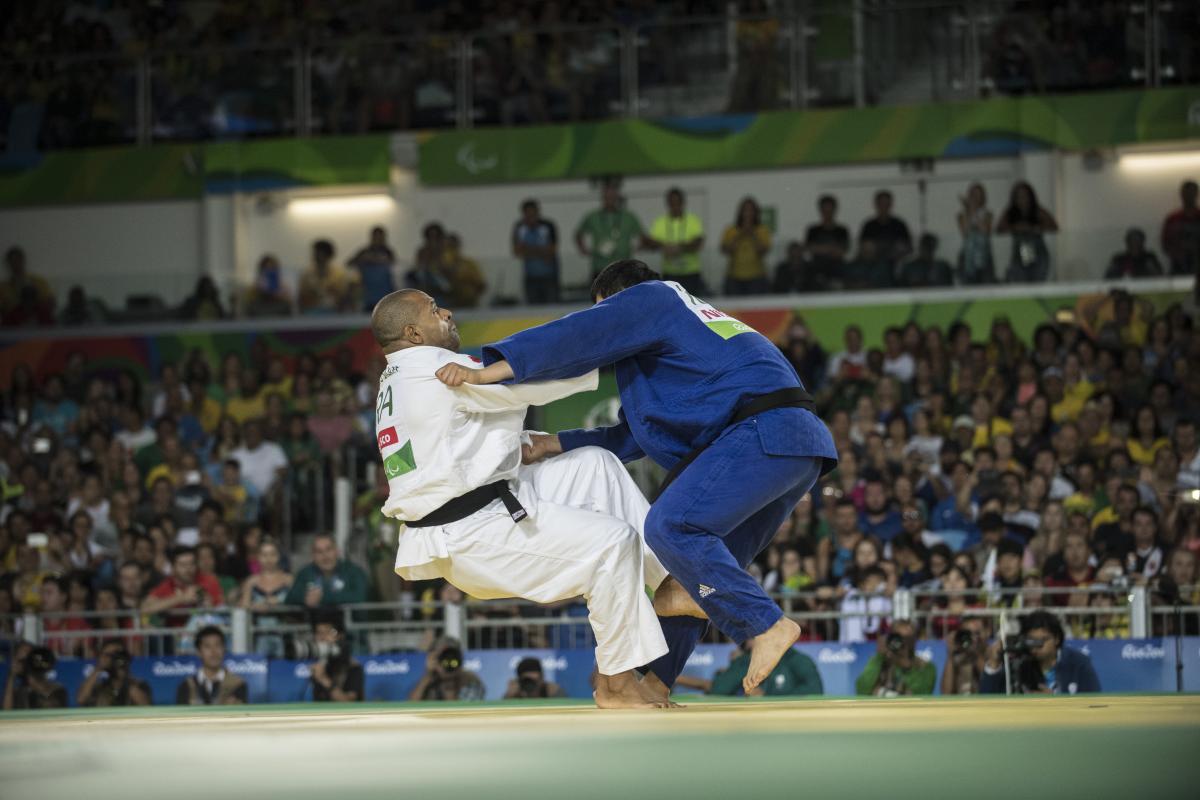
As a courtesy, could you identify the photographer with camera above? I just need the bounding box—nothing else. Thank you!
[981,610,1100,695]
[503,657,566,699]
[77,641,152,706]
[308,612,363,702]
[855,619,935,697]
[409,636,485,701]
[3,642,68,709]
[175,626,247,705]
[941,618,987,695]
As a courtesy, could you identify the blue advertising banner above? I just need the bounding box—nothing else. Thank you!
[1,639,1195,707]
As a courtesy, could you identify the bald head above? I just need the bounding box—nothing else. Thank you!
[371,290,460,353]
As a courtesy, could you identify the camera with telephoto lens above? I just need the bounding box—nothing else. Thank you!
[518,675,543,695]
[438,646,463,674]
[109,648,131,671]
[953,629,976,654]
[885,632,906,655]
[24,646,56,675]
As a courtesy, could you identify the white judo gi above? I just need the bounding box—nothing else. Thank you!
[375,345,668,675]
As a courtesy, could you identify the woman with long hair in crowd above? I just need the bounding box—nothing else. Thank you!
[238,538,294,658]
[996,180,1058,282]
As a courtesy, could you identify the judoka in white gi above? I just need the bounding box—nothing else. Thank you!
[370,289,670,708]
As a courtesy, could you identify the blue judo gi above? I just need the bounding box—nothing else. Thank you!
[483,280,838,687]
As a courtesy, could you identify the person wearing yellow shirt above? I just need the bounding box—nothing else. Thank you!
[224,369,266,425]
[647,187,706,295]
[0,246,55,318]
[298,239,361,313]
[721,197,772,295]
[442,233,487,309]
[968,394,1012,449]
[1080,288,1152,347]
[1051,355,1094,423]
[1127,404,1170,466]
[186,377,223,434]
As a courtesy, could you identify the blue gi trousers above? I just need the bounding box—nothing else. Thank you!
[642,408,825,688]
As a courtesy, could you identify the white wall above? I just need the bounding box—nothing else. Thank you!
[0,200,203,308]
[2,145,1192,312]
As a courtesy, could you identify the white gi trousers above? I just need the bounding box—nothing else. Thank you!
[406,447,668,675]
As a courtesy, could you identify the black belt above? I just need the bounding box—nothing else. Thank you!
[406,481,528,528]
[652,387,820,501]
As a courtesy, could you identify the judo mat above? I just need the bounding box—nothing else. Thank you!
[2,694,1197,799]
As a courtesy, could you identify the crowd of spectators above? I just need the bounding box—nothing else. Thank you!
[750,287,1199,677]
[7,1,1193,149]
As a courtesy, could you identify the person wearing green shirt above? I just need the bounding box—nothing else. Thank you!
[855,620,937,696]
[647,187,706,295]
[285,533,370,609]
[709,644,823,697]
[575,182,646,277]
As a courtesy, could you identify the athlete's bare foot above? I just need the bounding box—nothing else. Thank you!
[639,670,683,708]
[742,616,801,694]
[594,670,666,709]
[652,577,708,619]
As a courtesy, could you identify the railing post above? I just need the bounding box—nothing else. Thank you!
[334,474,352,555]
[892,587,913,621]
[458,36,473,129]
[852,0,865,107]
[294,45,310,137]
[22,612,40,645]
[621,25,639,117]
[230,607,251,654]
[1130,585,1150,638]
[444,599,467,644]
[137,56,151,145]
[792,12,808,110]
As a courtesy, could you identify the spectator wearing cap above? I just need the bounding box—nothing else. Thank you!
[503,656,567,699]
[1105,228,1163,279]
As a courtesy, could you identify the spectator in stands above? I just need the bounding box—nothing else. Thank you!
[410,635,485,701]
[1161,179,1200,275]
[860,478,902,542]
[238,538,292,656]
[348,226,397,311]
[957,182,995,284]
[858,190,912,273]
[442,233,487,309]
[299,239,360,313]
[176,626,246,705]
[511,199,560,305]
[243,255,292,317]
[839,565,891,643]
[772,241,818,294]
[406,223,451,304]
[309,612,363,702]
[78,641,152,706]
[646,187,706,295]
[940,617,987,695]
[982,610,1100,694]
[0,246,55,321]
[844,238,893,290]
[285,534,369,610]
[855,619,935,696]
[827,325,868,384]
[178,276,228,320]
[1126,506,1164,581]
[306,390,356,456]
[59,285,107,325]
[1105,228,1163,279]
[116,561,146,613]
[575,179,645,279]
[798,195,849,290]
[230,419,288,501]
[897,233,954,288]
[503,656,567,699]
[143,546,223,627]
[40,574,93,657]
[709,638,822,697]
[720,196,771,296]
[2,643,68,710]
[997,181,1058,282]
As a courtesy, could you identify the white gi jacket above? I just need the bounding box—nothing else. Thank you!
[374,345,597,576]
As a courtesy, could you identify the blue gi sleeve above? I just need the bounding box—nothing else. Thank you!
[558,408,645,463]
[482,282,667,382]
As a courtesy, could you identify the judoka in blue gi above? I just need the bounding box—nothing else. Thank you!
[435,260,838,699]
